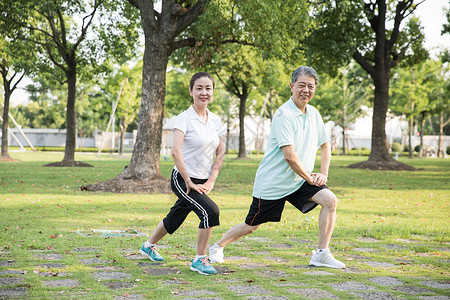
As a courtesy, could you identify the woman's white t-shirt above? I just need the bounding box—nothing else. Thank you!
[173,105,225,179]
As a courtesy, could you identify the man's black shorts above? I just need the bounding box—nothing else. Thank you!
[245,182,328,226]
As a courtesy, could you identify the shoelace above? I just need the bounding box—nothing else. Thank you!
[149,245,160,255]
[199,257,211,266]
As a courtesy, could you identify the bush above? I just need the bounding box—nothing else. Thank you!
[447,146,450,155]
[391,142,402,153]
[414,145,421,153]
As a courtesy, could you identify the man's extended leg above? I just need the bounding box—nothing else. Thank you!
[309,188,345,268]
[209,223,259,263]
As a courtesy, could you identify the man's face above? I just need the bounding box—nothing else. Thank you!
[290,75,317,107]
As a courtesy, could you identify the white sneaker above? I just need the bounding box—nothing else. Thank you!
[209,245,224,263]
[309,250,346,269]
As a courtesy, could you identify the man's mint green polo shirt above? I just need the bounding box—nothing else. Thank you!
[252,97,329,200]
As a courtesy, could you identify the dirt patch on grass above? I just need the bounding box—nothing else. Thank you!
[44,161,93,167]
[348,160,416,171]
[81,177,171,194]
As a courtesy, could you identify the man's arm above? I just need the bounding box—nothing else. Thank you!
[313,141,331,186]
[281,145,315,185]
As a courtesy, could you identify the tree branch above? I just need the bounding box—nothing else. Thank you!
[214,71,238,96]
[74,0,100,51]
[387,0,413,52]
[127,0,139,9]
[171,36,254,52]
[10,71,26,92]
[137,0,157,36]
[55,3,67,50]
[173,0,209,36]
[230,75,242,97]
[353,50,375,77]
[46,43,68,73]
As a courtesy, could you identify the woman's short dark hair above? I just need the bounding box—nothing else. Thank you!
[189,72,215,90]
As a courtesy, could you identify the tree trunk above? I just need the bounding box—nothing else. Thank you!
[1,88,11,159]
[408,115,413,158]
[419,113,425,157]
[64,67,77,162]
[342,105,346,155]
[119,118,125,155]
[119,41,169,180]
[82,41,172,192]
[44,64,92,167]
[438,112,444,158]
[1,69,25,160]
[225,112,230,154]
[238,93,247,158]
[368,74,392,162]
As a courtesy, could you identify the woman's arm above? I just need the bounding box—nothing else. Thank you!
[202,136,225,194]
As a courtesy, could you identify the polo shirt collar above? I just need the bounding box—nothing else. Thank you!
[288,97,309,117]
[188,105,210,123]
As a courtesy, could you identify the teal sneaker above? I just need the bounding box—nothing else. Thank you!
[190,257,217,275]
[139,243,165,262]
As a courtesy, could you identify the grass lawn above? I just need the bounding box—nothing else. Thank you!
[0,152,449,299]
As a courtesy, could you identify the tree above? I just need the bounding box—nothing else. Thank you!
[313,64,372,154]
[211,45,263,159]
[1,0,140,166]
[0,38,27,160]
[305,0,428,170]
[0,26,38,160]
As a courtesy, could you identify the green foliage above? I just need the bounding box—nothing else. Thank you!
[11,77,110,135]
[304,1,368,76]
[390,57,449,138]
[0,0,141,81]
[164,68,192,117]
[390,59,436,118]
[305,0,427,76]
[98,61,143,133]
[314,63,372,125]
[391,142,402,153]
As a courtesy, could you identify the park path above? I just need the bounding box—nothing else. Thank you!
[0,237,449,299]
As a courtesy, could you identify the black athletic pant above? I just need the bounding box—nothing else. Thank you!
[163,169,220,234]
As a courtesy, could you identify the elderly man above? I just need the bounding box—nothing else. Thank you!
[209,66,345,269]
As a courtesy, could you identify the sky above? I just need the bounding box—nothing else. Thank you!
[8,0,450,108]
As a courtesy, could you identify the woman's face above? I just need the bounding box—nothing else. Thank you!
[190,76,214,108]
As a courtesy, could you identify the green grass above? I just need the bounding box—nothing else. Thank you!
[0,152,449,299]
